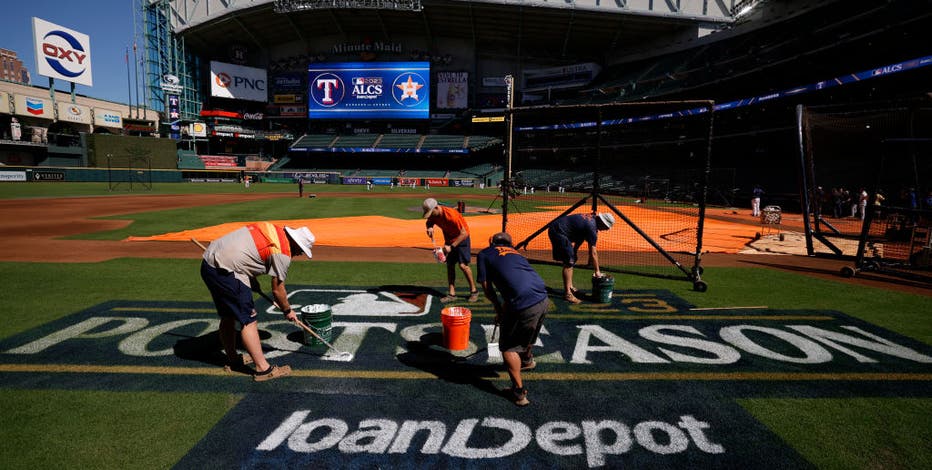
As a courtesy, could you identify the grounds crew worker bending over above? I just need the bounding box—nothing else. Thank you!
[548,212,615,304]
[201,222,315,381]
[423,197,479,303]
[477,232,551,406]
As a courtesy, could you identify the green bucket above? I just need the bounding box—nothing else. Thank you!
[591,275,615,303]
[300,304,332,346]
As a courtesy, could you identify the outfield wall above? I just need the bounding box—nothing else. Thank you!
[0,166,482,187]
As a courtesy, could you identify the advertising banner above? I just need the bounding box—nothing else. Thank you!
[398,177,420,186]
[0,91,9,114]
[522,62,600,92]
[189,122,207,138]
[425,178,448,186]
[14,95,53,120]
[210,61,268,102]
[273,94,303,104]
[272,73,305,92]
[56,102,91,124]
[93,108,123,128]
[0,171,27,182]
[33,17,93,86]
[167,94,181,139]
[342,177,368,185]
[436,71,468,109]
[308,62,430,120]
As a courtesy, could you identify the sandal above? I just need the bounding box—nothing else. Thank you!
[468,290,480,302]
[253,364,292,382]
[222,353,253,373]
[440,294,457,303]
[565,293,582,304]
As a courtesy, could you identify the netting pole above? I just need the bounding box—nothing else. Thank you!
[591,107,602,214]
[501,74,515,232]
[691,101,715,282]
[796,104,815,255]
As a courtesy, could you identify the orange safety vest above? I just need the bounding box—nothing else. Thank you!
[246,222,291,262]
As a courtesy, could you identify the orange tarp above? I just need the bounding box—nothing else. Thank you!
[128,209,761,254]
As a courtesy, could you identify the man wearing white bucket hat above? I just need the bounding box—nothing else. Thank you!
[200,222,315,381]
[477,232,550,406]
[547,212,615,304]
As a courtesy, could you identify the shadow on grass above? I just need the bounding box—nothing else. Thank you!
[397,332,509,403]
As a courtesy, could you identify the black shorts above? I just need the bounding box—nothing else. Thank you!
[498,298,550,353]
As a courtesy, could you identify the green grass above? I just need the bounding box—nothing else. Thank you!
[740,398,932,470]
[0,389,239,470]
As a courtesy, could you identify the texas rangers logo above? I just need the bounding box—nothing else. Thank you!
[310,73,345,107]
[392,72,426,107]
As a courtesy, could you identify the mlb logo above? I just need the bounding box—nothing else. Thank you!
[354,77,365,85]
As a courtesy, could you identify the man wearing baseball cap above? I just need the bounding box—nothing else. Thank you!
[423,197,479,303]
[547,212,615,304]
[200,222,315,381]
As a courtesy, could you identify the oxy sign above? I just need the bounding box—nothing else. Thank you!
[210,61,267,103]
[33,17,93,87]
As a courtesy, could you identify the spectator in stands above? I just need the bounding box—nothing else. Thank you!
[751,184,764,217]
[548,212,615,304]
[476,232,550,407]
[423,197,479,303]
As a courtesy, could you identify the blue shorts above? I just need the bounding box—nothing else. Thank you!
[200,260,257,326]
[548,230,577,266]
[446,236,472,266]
[498,298,549,353]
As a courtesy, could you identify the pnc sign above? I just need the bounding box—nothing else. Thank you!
[32,17,93,87]
[210,61,268,103]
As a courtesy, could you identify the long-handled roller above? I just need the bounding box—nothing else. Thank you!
[191,237,353,360]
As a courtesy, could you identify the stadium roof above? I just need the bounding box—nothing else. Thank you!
[169,0,735,62]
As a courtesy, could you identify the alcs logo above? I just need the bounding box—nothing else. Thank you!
[41,29,88,78]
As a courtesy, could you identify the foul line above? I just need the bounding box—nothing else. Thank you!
[470,313,835,321]
[1,364,930,382]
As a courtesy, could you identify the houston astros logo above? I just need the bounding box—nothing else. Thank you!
[41,30,88,78]
[311,73,345,107]
[392,73,425,106]
[215,72,231,88]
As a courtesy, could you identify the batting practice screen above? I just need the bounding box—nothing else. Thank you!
[502,101,714,289]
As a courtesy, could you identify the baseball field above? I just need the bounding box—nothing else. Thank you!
[0,182,929,469]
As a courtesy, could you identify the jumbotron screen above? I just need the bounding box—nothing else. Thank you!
[307,62,430,120]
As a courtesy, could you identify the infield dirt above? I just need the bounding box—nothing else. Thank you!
[1,191,926,296]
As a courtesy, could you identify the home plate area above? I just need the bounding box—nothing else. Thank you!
[1,286,931,468]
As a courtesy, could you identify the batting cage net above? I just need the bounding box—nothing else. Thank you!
[107,154,153,191]
[501,101,714,291]
[798,101,932,283]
